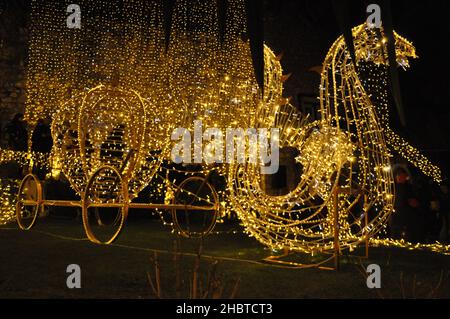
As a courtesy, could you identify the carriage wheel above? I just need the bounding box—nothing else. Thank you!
[16,174,42,230]
[82,166,128,244]
[171,176,219,238]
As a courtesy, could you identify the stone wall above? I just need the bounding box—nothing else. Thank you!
[0,2,28,146]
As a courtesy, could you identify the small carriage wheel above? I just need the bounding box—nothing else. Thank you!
[16,174,42,230]
[171,176,219,238]
[82,166,128,244]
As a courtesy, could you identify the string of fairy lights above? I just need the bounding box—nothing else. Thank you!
[224,24,447,254]
[0,1,447,254]
[0,179,19,225]
[0,149,49,170]
[0,149,48,225]
[24,0,272,236]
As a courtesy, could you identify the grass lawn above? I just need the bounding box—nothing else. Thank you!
[0,213,449,299]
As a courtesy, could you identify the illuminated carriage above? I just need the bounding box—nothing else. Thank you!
[15,42,282,244]
[16,84,221,244]
[16,0,292,245]
[15,0,265,244]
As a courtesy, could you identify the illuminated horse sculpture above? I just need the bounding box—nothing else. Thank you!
[228,24,440,258]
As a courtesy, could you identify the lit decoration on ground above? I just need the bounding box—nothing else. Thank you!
[20,0,281,242]
[10,0,446,256]
[228,35,395,252]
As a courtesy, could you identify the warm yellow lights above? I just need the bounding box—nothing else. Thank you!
[226,24,400,254]
[4,0,443,254]
[21,0,285,239]
[0,149,49,171]
[0,179,18,225]
[370,238,450,255]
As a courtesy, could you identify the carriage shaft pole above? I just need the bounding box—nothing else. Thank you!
[23,200,216,211]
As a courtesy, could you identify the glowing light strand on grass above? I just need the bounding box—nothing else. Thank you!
[370,237,450,255]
